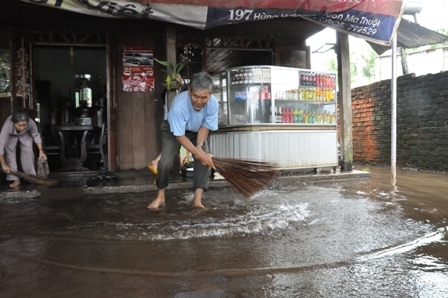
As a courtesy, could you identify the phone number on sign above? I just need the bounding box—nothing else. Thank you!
[347,25,377,36]
[315,18,378,36]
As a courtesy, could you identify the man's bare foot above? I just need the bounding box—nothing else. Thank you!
[147,190,166,209]
[147,197,165,209]
[192,188,205,209]
[9,180,20,188]
[192,202,205,209]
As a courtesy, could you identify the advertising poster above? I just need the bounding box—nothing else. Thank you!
[122,47,154,92]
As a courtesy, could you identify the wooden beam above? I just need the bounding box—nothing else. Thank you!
[336,32,353,171]
[166,24,177,110]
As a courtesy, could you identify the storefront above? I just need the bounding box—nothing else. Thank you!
[0,0,409,173]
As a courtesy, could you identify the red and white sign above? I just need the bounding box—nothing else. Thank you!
[122,47,154,92]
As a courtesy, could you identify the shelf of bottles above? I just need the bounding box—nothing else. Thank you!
[215,66,337,127]
[273,70,337,125]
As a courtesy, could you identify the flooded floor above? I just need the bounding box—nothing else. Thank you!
[1,166,447,297]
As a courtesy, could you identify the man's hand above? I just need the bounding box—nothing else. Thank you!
[194,146,216,170]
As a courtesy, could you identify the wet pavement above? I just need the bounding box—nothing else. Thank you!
[0,166,447,297]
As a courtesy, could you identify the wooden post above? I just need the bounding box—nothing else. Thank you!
[166,24,177,110]
[336,32,353,171]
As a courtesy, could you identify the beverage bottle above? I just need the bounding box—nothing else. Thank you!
[278,106,283,123]
[274,106,279,123]
[293,108,298,123]
[298,88,302,101]
[298,108,303,123]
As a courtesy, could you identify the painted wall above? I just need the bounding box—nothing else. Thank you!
[351,71,448,171]
[375,46,448,82]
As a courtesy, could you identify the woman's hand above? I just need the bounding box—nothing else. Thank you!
[38,151,47,160]
[1,163,14,174]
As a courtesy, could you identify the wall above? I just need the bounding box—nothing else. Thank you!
[351,71,448,171]
[375,46,448,82]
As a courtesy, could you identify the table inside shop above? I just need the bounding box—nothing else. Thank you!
[52,125,93,171]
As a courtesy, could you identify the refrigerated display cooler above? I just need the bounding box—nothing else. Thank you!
[211,65,339,170]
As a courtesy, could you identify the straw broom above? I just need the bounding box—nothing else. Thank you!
[10,170,58,185]
[212,157,280,197]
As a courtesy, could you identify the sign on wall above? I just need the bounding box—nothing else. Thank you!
[122,47,154,92]
[20,0,404,46]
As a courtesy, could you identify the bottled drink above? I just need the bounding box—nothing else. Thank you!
[277,106,283,123]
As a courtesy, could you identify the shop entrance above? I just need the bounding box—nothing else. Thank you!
[33,42,108,172]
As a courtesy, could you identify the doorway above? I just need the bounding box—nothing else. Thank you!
[34,45,108,171]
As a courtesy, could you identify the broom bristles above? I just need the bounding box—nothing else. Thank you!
[212,157,280,197]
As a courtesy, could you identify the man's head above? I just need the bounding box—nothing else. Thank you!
[188,72,214,111]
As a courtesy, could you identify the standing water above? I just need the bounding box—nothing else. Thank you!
[0,166,447,297]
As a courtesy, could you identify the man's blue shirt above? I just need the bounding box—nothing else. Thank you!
[167,90,219,136]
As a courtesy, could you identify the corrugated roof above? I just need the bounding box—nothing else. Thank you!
[368,19,448,55]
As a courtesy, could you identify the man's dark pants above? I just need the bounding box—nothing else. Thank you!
[156,121,210,191]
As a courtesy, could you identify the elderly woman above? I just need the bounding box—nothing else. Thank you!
[0,110,47,188]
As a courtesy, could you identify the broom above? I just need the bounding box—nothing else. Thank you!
[10,170,58,185]
[212,157,280,197]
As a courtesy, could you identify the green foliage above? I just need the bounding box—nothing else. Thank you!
[326,41,378,86]
[361,50,377,83]
[429,28,448,49]
[154,58,190,89]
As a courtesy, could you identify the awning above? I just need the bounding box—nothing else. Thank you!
[17,0,405,46]
[368,18,448,55]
